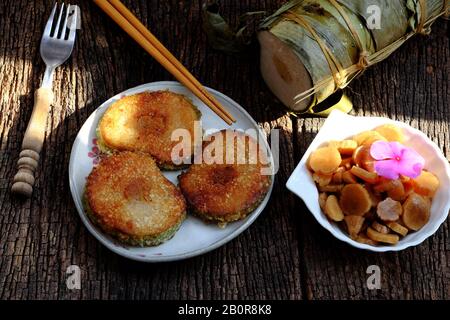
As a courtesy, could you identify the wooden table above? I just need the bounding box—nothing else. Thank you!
[0,0,448,300]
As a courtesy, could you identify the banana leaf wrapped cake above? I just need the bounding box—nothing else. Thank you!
[204,0,449,113]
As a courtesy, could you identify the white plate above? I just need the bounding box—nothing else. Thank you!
[286,110,450,252]
[69,81,274,262]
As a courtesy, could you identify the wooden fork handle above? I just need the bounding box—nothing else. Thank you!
[11,87,53,197]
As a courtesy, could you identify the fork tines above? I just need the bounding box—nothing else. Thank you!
[44,3,78,40]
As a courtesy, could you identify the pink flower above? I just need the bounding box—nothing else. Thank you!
[88,138,102,166]
[370,141,424,180]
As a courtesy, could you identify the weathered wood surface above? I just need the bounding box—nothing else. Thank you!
[0,0,448,300]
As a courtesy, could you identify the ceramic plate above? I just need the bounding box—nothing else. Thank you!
[69,81,274,262]
[286,110,450,252]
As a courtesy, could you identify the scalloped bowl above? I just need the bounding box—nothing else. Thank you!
[286,110,450,252]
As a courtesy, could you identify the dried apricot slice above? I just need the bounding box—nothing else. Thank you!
[354,233,378,246]
[373,179,404,200]
[340,157,353,169]
[373,178,393,193]
[319,193,328,211]
[319,184,344,193]
[366,185,382,207]
[332,170,344,184]
[309,146,342,174]
[402,193,431,231]
[367,227,399,244]
[386,179,406,201]
[350,166,378,184]
[313,173,333,187]
[329,140,358,156]
[371,221,390,234]
[374,124,405,143]
[402,178,415,197]
[353,130,387,146]
[352,145,376,172]
[376,198,402,222]
[344,216,365,237]
[386,222,409,237]
[413,171,440,197]
[339,184,372,216]
[342,170,358,184]
[324,195,344,222]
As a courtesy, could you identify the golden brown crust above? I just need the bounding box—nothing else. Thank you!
[178,130,272,223]
[98,91,201,169]
[86,152,186,241]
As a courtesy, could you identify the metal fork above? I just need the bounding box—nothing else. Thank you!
[12,3,79,197]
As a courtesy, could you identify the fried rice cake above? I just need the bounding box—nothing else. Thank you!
[178,130,272,225]
[98,91,201,170]
[85,152,186,246]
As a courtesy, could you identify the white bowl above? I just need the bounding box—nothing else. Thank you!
[286,110,450,252]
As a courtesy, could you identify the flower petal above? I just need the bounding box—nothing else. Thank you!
[370,141,395,160]
[398,148,425,178]
[401,147,425,166]
[374,159,401,179]
[389,142,405,158]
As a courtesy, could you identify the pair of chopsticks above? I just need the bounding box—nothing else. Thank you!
[93,0,235,125]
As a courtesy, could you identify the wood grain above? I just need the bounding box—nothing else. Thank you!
[0,0,448,299]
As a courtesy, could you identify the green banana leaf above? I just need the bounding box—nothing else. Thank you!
[202,1,264,54]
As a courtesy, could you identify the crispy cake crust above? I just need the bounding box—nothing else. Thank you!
[178,130,272,223]
[86,152,186,246]
[98,91,201,170]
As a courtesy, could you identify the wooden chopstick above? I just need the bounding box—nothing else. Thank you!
[93,0,235,125]
[106,0,235,124]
